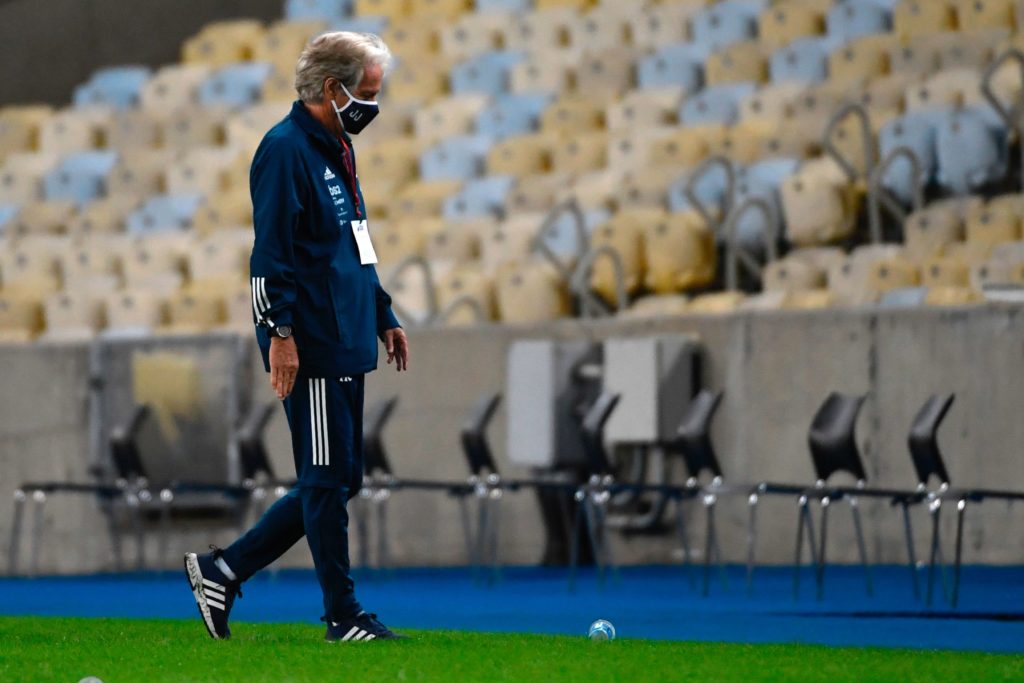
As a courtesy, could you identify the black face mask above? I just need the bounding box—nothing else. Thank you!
[332,83,379,135]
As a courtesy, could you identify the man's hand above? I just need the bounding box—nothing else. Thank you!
[269,336,299,399]
[384,327,409,372]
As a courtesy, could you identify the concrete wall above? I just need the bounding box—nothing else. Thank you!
[0,0,285,107]
[3,305,1024,574]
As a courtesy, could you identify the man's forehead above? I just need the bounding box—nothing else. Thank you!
[357,63,384,92]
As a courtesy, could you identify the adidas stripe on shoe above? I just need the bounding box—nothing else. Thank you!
[184,549,241,640]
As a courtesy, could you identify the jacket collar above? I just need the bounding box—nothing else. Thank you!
[288,100,353,155]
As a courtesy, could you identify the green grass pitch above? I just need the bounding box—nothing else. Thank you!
[1,617,1022,682]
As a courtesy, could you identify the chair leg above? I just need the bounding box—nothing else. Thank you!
[816,497,830,601]
[487,492,503,584]
[746,493,759,596]
[952,499,967,608]
[103,497,124,573]
[702,495,727,596]
[455,494,474,572]
[29,491,47,577]
[674,496,695,589]
[475,492,490,577]
[127,493,145,571]
[926,498,942,608]
[568,492,586,591]
[8,491,26,575]
[793,496,816,599]
[376,496,391,574]
[159,493,173,571]
[849,496,873,597]
[583,499,606,585]
[901,501,920,601]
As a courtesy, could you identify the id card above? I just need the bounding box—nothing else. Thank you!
[351,219,378,265]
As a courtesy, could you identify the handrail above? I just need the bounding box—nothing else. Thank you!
[721,196,779,291]
[381,254,438,327]
[982,48,1024,183]
[683,155,735,233]
[530,197,589,282]
[822,101,875,184]
[434,293,489,326]
[868,146,924,244]
[569,243,629,317]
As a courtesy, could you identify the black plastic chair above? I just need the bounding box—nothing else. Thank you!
[907,394,1024,607]
[8,404,152,575]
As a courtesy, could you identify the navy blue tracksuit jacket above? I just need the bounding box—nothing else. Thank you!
[249,100,400,379]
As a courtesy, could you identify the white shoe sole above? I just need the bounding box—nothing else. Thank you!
[184,553,222,640]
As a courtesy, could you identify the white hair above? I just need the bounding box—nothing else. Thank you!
[294,31,392,103]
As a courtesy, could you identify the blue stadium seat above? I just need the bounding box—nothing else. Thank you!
[826,1,891,43]
[770,37,841,84]
[691,0,765,51]
[126,193,205,234]
[450,51,526,97]
[475,93,552,139]
[284,0,353,21]
[443,175,516,220]
[666,161,741,214]
[636,42,708,92]
[198,62,275,108]
[419,135,495,181]
[72,66,152,110]
[329,15,388,34]
[935,107,1008,195]
[878,110,942,204]
[679,82,758,126]
[879,287,928,307]
[733,157,800,247]
[0,204,19,236]
[542,207,609,260]
[476,0,531,11]
[42,151,119,206]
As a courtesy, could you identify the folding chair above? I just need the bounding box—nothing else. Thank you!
[906,394,1024,607]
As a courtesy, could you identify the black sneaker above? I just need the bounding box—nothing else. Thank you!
[325,612,403,642]
[184,546,241,640]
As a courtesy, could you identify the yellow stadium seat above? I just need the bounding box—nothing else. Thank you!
[161,288,227,334]
[423,221,479,265]
[118,236,188,291]
[260,68,299,103]
[222,285,258,333]
[164,146,238,196]
[159,106,227,150]
[58,241,119,288]
[479,213,543,271]
[252,20,325,77]
[783,288,837,310]
[649,123,727,167]
[628,4,696,51]
[921,256,972,288]
[510,56,575,96]
[905,68,985,110]
[887,40,939,78]
[608,127,675,173]
[620,165,679,209]
[486,133,553,177]
[385,17,446,59]
[866,256,921,294]
[373,220,425,265]
[106,149,174,199]
[537,0,596,10]
[0,293,44,342]
[935,29,1010,70]
[787,78,851,120]
[140,65,212,112]
[40,290,105,341]
[925,286,982,306]
[758,1,825,50]
[606,87,683,131]
[66,197,138,236]
[955,0,1015,30]
[739,82,805,124]
[829,34,900,83]
[225,102,291,152]
[859,73,919,112]
[103,291,164,335]
[503,8,578,51]
[710,120,775,164]
[361,138,423,189]
[380,259,436,323]
[37,106,109,155]
[550,132,609,174]
[495,259,570,324]
[101,110,161,151]
[0,151,59,204]
[904,205,965,260]
[5,201,76,239]
[589,209,656,302]
[971,257,1024,290]
[893,1,956,42]
[621,293,689,319]
[440,11,508,61]
[386,60,449,103]
[574,48,637,96]
[966,207,1021,247]
[643,211,715,293]
[356,102,416,146]
[705,42,769,86]
[987,193,1024,218]
[435,264,495,326]
[781,171,856,247]
[411,0,472,19]
[0,106,52,162]
[181,19,265,66]
[688,291,746,314]
[389,180,463,219]
[567,7,629,51]
[558,169,621,211]
[827,244,907,305]
[541,94,607,133]
[413,94,490,146]
[188,232,250,282]
[356,0,410,21]
[763,257,828,293]
[503,172,572,213]
[764,116,821,158]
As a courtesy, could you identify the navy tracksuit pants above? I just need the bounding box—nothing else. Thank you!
[222,375,365,622]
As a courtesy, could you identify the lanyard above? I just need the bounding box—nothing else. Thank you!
[336,136,362,219]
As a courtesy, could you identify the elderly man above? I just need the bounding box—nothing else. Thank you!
[184,31,409,643]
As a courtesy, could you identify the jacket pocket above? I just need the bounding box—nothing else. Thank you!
[326,275,352,348]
